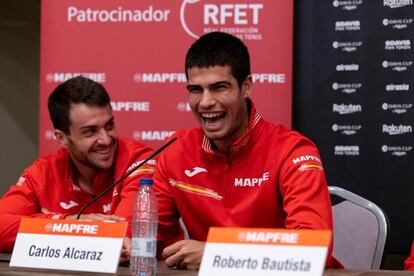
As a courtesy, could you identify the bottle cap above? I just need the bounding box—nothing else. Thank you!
[140,178,153,185]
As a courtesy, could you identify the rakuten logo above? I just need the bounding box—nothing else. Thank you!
[333,104,362,114]
[332,41,363,52]
[385,40,411,50]
[332,82,362,94]
[382,145,413,156]
[111,102,150,112]
[383,18,413,29]
[336,64,359,71]
[46,73,106,83]
[134,73,186,83]
[382,124,412,135]
[335,20,360,31]
[386,83,410,92]
[332,0,363,10]
[384,0,413,8]
[334,145,360,156]
[382,103,413,114]
[67,6,170,23]
[382,60,413,72]
[133,131,175,141]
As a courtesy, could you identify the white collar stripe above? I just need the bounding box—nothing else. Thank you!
[201,110,261,154]
[202,135,214,154]
[252,111,261,128]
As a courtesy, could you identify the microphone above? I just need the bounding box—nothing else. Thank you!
[76,137,177,219]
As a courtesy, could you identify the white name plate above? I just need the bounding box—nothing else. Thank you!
[10,218,127,274]
[199,227,331,276]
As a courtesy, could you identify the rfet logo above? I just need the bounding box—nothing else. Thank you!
[180,0,264,40]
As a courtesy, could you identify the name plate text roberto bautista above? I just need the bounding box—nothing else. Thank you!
[199,227,331,276]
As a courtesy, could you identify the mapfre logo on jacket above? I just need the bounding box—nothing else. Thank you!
[291,155,323,172]
[234,172,270,187]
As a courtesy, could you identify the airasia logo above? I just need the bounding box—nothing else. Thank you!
[180,0,264,39]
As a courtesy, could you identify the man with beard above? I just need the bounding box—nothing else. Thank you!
[154,32,340,269]
[0,76,155,262]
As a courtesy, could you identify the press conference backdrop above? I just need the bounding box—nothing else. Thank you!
[39,0,293,155]
[294,0,414,254]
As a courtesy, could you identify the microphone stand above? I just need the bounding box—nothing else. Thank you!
[76,137,177,219]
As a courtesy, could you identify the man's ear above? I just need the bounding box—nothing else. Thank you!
[241,75,253,98]
[54,129,69,148]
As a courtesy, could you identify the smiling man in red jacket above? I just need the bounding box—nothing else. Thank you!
[0,76,155,262]
[154,32,340,269]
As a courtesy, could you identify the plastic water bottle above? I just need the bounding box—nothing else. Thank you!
[130,178,158,276]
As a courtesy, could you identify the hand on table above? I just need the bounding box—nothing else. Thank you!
[162,240,205,270]
[119,237,131,264]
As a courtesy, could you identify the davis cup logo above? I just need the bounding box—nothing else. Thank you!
[382,145,413,156]
[180,0,264,40]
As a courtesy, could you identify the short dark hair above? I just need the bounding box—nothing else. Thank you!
[48,76,111,134]
[185,32,251,87]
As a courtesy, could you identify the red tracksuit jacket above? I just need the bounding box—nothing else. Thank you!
[154,101,340,268]
[405,241,414,270]
[0,139,155,252]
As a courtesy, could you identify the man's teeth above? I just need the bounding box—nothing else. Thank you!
[202,113,222,118]
[96,148,110,154]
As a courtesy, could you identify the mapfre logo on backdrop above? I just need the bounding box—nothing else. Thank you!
[177,102,192,112]
[133,130,175,141]
[180,0,264,40]
[133,73,186,83]
[46,72,106,83]
[111,101,150,112]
